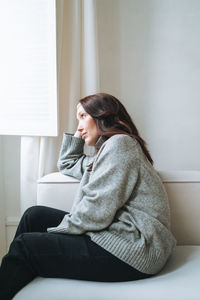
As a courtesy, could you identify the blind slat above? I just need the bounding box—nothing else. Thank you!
[0,0,58,136]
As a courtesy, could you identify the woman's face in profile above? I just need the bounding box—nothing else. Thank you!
[76,103,100,146]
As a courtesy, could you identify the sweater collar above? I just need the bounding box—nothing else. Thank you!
[94,135,107,150]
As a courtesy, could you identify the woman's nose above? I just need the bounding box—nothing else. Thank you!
[77,122,83,132]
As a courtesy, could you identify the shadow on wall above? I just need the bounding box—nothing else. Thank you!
[96,0,121,97]
[96,0,157,142]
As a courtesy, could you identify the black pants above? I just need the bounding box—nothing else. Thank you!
[0,206,150,299]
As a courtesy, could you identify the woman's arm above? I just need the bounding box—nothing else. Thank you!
[48,135,140,234]
[57,133,93,180]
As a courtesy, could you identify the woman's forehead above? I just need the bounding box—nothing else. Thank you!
[77,103,82,109]
[77,103,84,112]
[76,103,86,117]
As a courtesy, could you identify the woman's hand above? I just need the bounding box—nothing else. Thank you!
[74,130,82,138]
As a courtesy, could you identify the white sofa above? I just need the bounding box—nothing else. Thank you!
[14,171,200,300]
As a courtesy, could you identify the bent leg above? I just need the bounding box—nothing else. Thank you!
[14,205,67,238]
[0,231,150,299]
[0,206,68,299]
[0,232,93,299]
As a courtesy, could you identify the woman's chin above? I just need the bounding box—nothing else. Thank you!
[85,139,95,146]
[84,136,100,146]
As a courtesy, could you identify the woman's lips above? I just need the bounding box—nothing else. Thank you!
[81,132,87,139]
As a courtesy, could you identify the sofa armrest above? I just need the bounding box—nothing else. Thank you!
[37,172,80,212]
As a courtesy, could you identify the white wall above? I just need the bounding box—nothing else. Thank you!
[97,0,200,170]
[2,136,21,219]
[0,136,21,255]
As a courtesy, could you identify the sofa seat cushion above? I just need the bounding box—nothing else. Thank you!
[13,246,200,300]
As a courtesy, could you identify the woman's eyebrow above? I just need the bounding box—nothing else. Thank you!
[77,110,85,116]
[76,110,83,119]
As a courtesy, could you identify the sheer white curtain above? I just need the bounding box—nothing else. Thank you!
[20,0,99,214]
[0,137,6,259]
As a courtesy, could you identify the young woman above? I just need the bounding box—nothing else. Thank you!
[0,93,176,299]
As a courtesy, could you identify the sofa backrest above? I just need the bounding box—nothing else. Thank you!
[159,171,200,245]
[37,171,200,246]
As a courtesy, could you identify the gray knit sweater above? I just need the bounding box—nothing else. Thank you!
[47,133,176,274]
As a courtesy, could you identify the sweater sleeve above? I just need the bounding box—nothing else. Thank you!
[48,135,140,234]
[57,133,93,180]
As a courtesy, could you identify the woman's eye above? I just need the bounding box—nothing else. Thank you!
[81,114,86,119]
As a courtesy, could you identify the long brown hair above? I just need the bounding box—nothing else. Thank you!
[79,93,153,165]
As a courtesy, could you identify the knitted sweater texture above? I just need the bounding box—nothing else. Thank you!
[47,133,176,274]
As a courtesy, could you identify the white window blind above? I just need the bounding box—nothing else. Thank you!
[0,0,58,136]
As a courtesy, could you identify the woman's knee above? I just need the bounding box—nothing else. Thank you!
[22,205,48,220]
